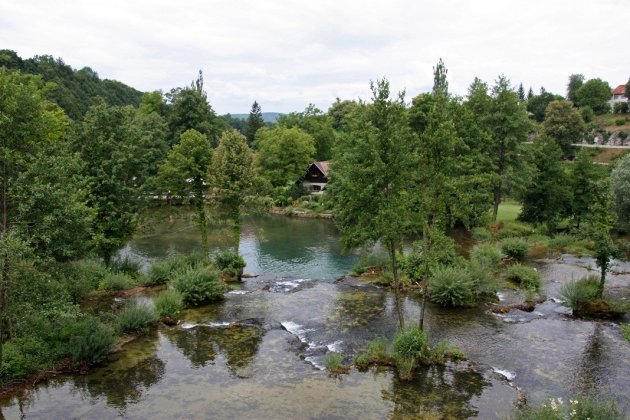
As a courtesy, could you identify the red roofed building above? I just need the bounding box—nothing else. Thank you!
[609,84,628,107]
[298,161,330,195]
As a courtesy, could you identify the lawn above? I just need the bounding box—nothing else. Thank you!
[496,201,522,222]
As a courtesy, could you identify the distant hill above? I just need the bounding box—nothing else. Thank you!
[0,49,143,120]
[229,112,283,123]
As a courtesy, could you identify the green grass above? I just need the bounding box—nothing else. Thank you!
[496,201,522,223]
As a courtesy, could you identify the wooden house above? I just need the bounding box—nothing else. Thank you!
[298,161,329,195]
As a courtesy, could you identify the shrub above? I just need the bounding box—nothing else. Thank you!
[155,289,184,318]
[214,250,246,275]
[354,337,390,369]
[511,394,623,420]
[353,352,371,369]
[99,272,137,291]
[470,243,502,268]
[504,264,541,291]
[0,338,50,382]
[471,227,493,242]
[428,267,476,307]
[54,260,108,303]
[145,253,213,287]
[496,221,534,239]
[353,249,390,275]
[60,315,115,364]
[324,352,345,372]
[400,234,457,281]
[117,304,158,334]
[172,266,225,306]
[621,324,630,342]
[500,238,529,260]
[393,326,428,361]
[467,261,499,297]
[145,259,172,286]
[560,276,599,311]
[428,340,466,364]
[395,354,415,380]
[615,118,625,126]
[109,257,142,278]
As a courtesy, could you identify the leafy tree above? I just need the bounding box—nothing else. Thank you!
[527,87,534,101]
[483,76,531,222]
[244,101,265,145]
[518,136,571,231]
[611,153,630,231]
[328,79,416,328]
[220,113,246,134]
[575,78,612,115]
[327,98,360,132]
[210,130,256,249]
[158,129,212,256]
[139,91,168,118]
[432,58,448,96]
[166,71,221,147]
[567,74,585,104]
[73,103,156,264]
[255,126,315,187]
[527,89,564,122]
[278,104,337,161]
[542,100,586,157]
[570,149,607,229]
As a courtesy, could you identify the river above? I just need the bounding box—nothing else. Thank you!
[1,215,628,419]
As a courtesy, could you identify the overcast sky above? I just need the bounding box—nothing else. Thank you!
[1,0,628,114]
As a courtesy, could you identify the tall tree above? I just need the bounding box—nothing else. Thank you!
[570,149,607,229]
[519,136,571,232]
[158,129,212,256]
[244,101,265,145]
[517,83,525,101]
[327,98,360,132]
[328,79,415,328]
[210,130,256,250]
[567,74,585,104]
[575,78,612,115]
[527,90,564,122]
[611,153,630,231]
[255,126,315,188]
[278,104,337,161]
[432,58,448,96]
[542,100,586,157]
[73,103,156,264]
[527,87,534,101]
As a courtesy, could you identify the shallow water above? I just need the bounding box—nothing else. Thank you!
[1,216,629,419]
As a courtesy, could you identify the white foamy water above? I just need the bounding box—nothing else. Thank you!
[228,290,248,295]
[493,368,516,381]
[281,321,315,343]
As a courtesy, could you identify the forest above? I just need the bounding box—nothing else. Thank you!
[1,50,629,418]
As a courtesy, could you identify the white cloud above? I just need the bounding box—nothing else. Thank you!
[1,0,628,113]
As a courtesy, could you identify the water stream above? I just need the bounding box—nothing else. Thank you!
[1,215,628,419]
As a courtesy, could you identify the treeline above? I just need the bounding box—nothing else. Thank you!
[0,50,143,119]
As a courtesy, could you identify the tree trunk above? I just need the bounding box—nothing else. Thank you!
[194,177,208,258]
[389,240,405,329]
[598,267,606,299]
[419,282,428,331]
[492,145,506,223]
[232,206,241,252]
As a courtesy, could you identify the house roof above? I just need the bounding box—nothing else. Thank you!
[612,85,626,95]
[313,161,330,176]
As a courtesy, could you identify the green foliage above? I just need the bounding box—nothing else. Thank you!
[495,221,534,239]
[99,272,137,291]
[560,276,599,311]
[117,304,158,335]
[327,98,360,132]
[504,264,541,291]
[109,257,141,278]
[60,315,115,364]
[428,267,476,307]
[467,260,499,297]
[579,106,594,123]
[172,266,225,306]
[500,238,529,260]
[393,326,428,361]
[611,154,630,230]
[472,227,493,241]
[277,104,338,161]
[527,90,564,122]
[53,260,107,304]
[214,250,246,274]
[470,243,502,267]
[255,126,315,187]
[244,101,265,145]
[575,78,613,115]
[324,352,345,372]
[400,230,457,281]
[570,149,608,229]
[155,290,184,319]
[621,324,630,342]
[145,259,172,286]
[615,118,625,126]
[353,249,390,275]
[567,74,585,104]
[511,394,623,420]
[542,100,586,157]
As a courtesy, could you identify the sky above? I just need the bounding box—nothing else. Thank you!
[1,0,628,114]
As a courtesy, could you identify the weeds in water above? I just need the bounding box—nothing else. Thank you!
[117,304,158,335]
[155,289,184,319]
[428,267,475,307]
[560,276,599,311]
[504,264,541,291]
[99,272,137,291]
[511,394,624,420]
[500,238,529,261]
[324,352,349,373]
[172,266,225,306]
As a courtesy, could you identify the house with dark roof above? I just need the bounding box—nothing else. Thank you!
[298,161,329,195]
[609,84,628,107]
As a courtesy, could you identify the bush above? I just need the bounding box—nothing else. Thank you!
[428,267,476,307]
[472,227,493,242]
[511,394,623,420]
[324,352,344,371]
[0,338,50,382]
[496,221,534,239]
[353,249,390,275]
[615,118,625,126]
[172,266,225,306]
[621,324,630,342]
[54,260,108,303]
[117,304,158,334]
[155,289,184,318]
[145,259,172,286]
[109,257,141,278]
[145,253,213,287]
[467,261,499,297]
[214,250,246,275]
[470,243,502,268]
[60,315,115,364]
[400,234,458,281]
[500,238,529,260]
[504,264,541,291]
[99,272,137,291]
[354,336,391,369]
[393,326,428,361]
[560,276,599,311]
